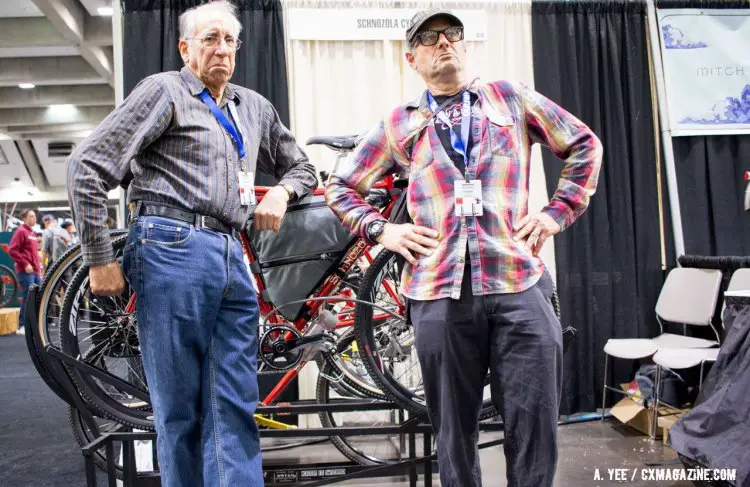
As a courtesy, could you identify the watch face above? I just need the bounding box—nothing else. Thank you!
[369,221,384,239]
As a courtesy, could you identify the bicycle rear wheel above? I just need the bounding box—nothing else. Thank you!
[59,243,153,431]
[37,231,127,349]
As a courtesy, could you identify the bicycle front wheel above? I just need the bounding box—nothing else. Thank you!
[354,250,497,418]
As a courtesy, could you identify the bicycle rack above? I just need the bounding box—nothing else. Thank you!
[20,284,449,486]
[25,281,613,486]
[78,405,509,487]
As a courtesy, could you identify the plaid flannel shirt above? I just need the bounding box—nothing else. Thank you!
[325,80,603,301]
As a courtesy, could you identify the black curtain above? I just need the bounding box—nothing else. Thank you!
[674,136,750,255]
[122,0,289,125]
[655,0,750,255]
[121,0,289,185]
[120,0,295,405]
[532,0,671,414]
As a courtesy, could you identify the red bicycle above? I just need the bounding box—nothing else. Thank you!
[53,135,436,466]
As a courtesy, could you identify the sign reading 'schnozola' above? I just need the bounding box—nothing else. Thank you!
[287,8,488,41]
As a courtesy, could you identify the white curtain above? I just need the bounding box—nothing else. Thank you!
[280,0,556,407]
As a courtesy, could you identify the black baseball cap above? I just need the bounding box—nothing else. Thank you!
[405,9,463,44]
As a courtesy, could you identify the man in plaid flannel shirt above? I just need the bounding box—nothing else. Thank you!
[326,9,603,487]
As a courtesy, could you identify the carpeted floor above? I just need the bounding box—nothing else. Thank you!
[0,332,694,487]
[0,334,101,486]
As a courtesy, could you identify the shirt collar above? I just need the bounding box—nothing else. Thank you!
[180,66,240,105]
[406,80,481,113]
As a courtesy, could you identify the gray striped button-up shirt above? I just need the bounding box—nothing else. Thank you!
[67,67,318,266]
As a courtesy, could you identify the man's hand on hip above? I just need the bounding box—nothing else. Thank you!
[254,185,289,232]
[513,212,561,256]
[377,223,440,266]
[89,262,126,296]
[24,263,33,274]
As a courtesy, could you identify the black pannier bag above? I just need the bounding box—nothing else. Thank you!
[246,194,357,321]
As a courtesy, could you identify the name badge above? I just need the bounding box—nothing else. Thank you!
[454,180,483,217]
[238,171,256,206]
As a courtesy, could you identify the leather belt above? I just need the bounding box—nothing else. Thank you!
[134,202,237,237]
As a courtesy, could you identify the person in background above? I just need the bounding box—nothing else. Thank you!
[60,221,76,247]
[8,209,42,335]
[40,214,56,268]
[42,214,71,267]
[325,9,603,487]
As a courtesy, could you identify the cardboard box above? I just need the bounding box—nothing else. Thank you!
[610,383,686,437]
[0,308,19,336]
[658,409,687,445]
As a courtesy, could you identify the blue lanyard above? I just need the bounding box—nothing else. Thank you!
[427,90,471,175]
[199,90,246,159]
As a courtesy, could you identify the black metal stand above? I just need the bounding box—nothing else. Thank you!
[22,286,110,462]
[79,408,508,487]
[22,284,508,486]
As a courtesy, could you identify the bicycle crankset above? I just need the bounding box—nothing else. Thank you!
[259,325,303,370]
[258,325,336,371]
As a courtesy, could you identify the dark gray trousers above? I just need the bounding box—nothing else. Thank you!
[409,265,563,487]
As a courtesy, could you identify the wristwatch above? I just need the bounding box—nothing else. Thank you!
[366,220,386,244]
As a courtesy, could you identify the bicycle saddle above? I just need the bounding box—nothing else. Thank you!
[305,135,359,150]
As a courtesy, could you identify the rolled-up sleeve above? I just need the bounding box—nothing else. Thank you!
[325,120,395,239]
[518,82,603,231]
[257,100,318,199]
[67,76,173,266]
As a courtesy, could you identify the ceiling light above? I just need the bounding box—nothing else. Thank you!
[97,6,113,16]
[18,83,35,89]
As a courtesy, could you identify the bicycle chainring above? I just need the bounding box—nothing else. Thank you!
[259,325,303,371]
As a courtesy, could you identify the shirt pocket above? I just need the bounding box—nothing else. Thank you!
[485,106,518,157]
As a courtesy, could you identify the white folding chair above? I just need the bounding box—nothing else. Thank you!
[601,268,723,423]
[650,268,750,436]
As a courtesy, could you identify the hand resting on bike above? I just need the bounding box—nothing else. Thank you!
[376,223,440,266]
[254,185,290,232]
[89,262,126,296]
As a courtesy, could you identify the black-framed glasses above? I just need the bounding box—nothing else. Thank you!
[416,26,464,47]
[187,34,242,51]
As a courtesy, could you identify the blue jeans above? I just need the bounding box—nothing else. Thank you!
[17,272,41,330]
[122,216,263,487]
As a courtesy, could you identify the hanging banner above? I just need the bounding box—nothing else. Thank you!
[287,8,487,41]
[657,9,750,136]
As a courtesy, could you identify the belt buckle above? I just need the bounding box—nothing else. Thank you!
[197,215,207,230]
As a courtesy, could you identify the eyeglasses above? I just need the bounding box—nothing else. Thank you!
[188,34,242,51]
[415,26,464,47]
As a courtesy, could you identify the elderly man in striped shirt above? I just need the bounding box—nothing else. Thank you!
[326,9,603,487]
[67,1,316,485]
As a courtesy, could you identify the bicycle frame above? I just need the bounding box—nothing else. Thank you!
[118,177,405,422]
[246,180,403,410]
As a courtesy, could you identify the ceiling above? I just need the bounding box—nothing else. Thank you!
[0,0,115,203]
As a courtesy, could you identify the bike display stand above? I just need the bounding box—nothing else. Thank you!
[78,404,506,487]
[22,285,513,486]
[21,285,467,487]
